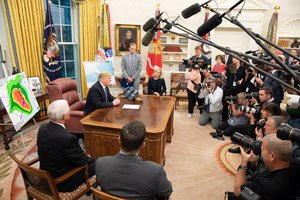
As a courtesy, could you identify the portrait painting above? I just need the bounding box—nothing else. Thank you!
[115,24,141,56]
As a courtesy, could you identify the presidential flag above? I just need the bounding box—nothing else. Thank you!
[43,0,61,82]
[146,8,162,78]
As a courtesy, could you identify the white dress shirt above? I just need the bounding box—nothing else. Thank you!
[203,86,223,112]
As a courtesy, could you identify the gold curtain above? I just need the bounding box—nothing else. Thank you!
[79,0,101,98]
[1,0,46,86]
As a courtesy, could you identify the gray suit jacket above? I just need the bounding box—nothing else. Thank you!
[95,153,172,200]
[121,52,142,90]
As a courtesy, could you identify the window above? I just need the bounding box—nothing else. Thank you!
[44,0,78,80]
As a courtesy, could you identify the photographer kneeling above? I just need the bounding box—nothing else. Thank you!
[199,77,223,129]
[231,134,298,200]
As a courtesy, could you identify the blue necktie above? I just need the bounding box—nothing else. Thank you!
[105,87,109,102]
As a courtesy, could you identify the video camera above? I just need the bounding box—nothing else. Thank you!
[239,105,261,115]
[277,123,300,144]
[231,132,262,155]
[182,56,207,70]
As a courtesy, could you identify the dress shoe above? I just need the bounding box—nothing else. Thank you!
[210,131,224,141]
[228,147,241,154]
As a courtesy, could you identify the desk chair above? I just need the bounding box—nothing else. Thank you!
[10,154,95,200]
[47,78,86,133]
[170,73,185,96]
[91,187,127,200]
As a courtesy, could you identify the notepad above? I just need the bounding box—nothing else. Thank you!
[122,104,140,109]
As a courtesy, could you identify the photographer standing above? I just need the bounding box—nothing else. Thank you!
[199,77,223,129]
[232,134,299,200]
[187,66,201,118]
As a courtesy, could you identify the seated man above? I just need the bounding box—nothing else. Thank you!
[37,100,95,192]
[232,134,299,200]
[199,76,223,129]
[84,72,120,115]
[95,121,173,199]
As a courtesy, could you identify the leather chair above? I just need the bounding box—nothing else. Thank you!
[10,154,96,200]
[46,78,86,133]
[91,187,126,200]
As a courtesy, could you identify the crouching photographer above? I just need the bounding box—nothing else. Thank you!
[227,134,299,200]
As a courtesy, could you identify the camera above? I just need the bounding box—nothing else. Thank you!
[245,92,259,99]
[277,123,300,143]
[231,132,262,155]
[240,105,261,115]
[225,95,238,103]
[240,187,261,200]
[182,57,207,69]
[256,119,266,130]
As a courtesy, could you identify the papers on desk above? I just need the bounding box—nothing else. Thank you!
[122,104,140,110]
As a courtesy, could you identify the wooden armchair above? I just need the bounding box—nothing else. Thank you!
[91,187,127,200]
[10,154,96,200]
[170,73,186,96]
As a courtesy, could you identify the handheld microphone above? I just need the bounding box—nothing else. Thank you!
[162,15,180,33]
[181,0,213,19]
[197,0,244,36]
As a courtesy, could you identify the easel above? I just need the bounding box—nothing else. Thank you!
[0,49,39,160]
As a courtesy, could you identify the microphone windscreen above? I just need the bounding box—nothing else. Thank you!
[162,23,172,33]
[181,3,201,19]
[142,30,155,46]
[197,14,222,37]
[143,18,157,32]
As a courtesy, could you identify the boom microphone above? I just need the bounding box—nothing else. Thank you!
[162,15,180,33]
[245,50,260,54]
[197,14,222,36]
[142,30,156,46]
[182,3,201,19]
[181,0,213,19]
[143,18,157,32]
[197,0,244,36]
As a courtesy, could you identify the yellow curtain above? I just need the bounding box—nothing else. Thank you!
[1,0,46,86]
[79,0,101,98]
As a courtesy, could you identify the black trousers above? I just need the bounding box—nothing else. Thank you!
[187,89,201,114]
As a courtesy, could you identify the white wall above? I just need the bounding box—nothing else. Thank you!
[108,0,300,73]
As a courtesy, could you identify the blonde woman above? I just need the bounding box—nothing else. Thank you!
[147,67,166,96]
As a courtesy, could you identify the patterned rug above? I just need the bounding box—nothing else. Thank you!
[216,142,242,175]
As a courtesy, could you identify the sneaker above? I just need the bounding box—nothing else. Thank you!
[187,113,193,118]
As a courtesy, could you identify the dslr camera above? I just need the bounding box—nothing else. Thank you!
[240,105,261,115]
[277,123,300,143]
[182,57,207,70]
[193,82,210,92]
[225,95,238,103]
[231,132,262,155]
[245,92,259,99]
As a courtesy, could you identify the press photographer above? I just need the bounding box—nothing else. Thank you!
[199,76,223,129]
[229,134,299,200]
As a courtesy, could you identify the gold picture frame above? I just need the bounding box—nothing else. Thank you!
[115,24,141,56]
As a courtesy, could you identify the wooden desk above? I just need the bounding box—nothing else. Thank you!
[0,91,49,150]
[81,95,175,165]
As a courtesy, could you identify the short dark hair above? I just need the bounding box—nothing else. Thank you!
[267,115,285,128]
[194,46,202,51]
[260,86,273,97]
[262,102,281,116]
[120,121,146,152]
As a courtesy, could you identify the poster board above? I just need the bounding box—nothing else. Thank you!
[83,61,115,88]
[0,73,40,131]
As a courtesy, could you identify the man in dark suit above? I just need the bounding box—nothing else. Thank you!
[83,72,120,115]
[37,99,95,192]
[95,121,173,199]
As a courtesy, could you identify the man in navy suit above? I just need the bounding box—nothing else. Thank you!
[84,72,120,115]
[95,121,173,199]
[37,100,95,192]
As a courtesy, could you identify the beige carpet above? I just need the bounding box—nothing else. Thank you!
[0,107,240,200]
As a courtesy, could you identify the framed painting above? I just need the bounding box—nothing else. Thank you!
[28,76,41,91]
[115,24,141,56]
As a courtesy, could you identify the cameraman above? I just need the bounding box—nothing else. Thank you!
[199,77,223,129]
[232,134,299,200]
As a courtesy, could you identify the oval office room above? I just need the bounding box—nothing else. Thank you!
[1,0,300,199]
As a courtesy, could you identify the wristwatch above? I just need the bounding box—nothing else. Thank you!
[238,165,248,171]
